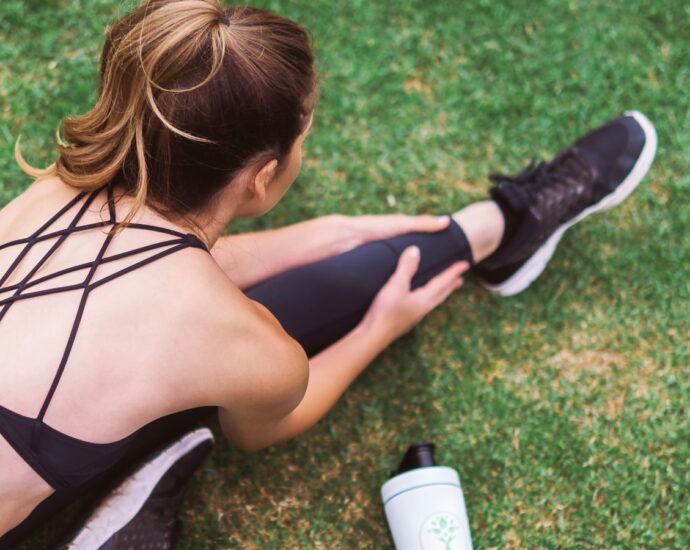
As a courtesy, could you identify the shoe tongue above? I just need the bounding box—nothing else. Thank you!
[490,180,530,212]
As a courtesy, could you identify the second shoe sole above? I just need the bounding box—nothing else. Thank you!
[65,428,214,550]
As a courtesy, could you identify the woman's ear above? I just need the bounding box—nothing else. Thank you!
[251,159,279,202]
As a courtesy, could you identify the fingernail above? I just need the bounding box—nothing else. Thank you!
[409,246,420,258]
[437,215,449,223]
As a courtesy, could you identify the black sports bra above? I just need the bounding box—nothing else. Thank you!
[0,182,210,492]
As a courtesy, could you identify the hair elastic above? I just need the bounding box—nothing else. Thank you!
[220,13,230,27]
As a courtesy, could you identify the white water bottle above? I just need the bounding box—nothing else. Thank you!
[381,443,473,550]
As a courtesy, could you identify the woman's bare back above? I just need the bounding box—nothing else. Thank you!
[0,177,239,534]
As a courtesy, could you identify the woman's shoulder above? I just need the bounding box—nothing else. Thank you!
[142,243,308,409]
[0,176,71,234]
[186,259,307,368]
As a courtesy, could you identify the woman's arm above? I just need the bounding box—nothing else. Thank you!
[211,215,355,289]
[218,314,390,452]
[218,245,468,452]
[211,214,450,289]
[246,315,392,449]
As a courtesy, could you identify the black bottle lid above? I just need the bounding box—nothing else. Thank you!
[392,442,438,477]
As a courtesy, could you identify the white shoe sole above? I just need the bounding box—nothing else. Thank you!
[481,110,658,297]
[65,427,214,550]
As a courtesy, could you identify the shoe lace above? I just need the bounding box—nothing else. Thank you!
[491,146,595,192]
[490,147,599,223]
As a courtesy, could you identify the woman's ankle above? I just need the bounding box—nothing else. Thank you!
[451,201,505,263]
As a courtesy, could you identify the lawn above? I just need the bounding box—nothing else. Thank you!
[1,0,689,548]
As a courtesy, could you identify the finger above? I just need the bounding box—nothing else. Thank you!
[427,276,465,311]
[402,214,450,234]
[420,276,464,311]
[361,214,449,241]
[413,261,468,302]
[432,277,464,307]
[389,245,421,287]
[410,275,464,320]
[434,279,465,307]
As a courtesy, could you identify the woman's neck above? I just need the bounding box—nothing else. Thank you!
[109,182,239,250]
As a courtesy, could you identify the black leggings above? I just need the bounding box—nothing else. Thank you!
[246,216,473,357]
[4,218,473,549]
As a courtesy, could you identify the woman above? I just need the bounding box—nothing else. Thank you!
[0,1,656,547]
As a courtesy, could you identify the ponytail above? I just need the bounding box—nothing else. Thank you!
[16,0,316,237]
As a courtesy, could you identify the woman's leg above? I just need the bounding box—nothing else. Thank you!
[246,201,505,357]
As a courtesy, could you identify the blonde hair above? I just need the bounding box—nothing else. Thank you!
[16,0,316,235]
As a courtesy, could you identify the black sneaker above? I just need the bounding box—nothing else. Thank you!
[475,110,657,296]
[63,428,214,550]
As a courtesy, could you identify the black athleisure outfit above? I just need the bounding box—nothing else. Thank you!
[0,183,473,548]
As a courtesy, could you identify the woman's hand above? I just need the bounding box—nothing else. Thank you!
[333,214,451,254]
[361,246,470,346]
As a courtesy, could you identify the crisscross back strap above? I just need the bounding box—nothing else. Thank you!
[0,183,208,444]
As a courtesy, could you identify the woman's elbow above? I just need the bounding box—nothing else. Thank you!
[220,425,272,453]
[229,437,270,454]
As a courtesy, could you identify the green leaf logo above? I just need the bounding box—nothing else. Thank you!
[419,511,465,550]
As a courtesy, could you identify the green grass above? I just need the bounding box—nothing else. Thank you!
[2,0,689,548]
